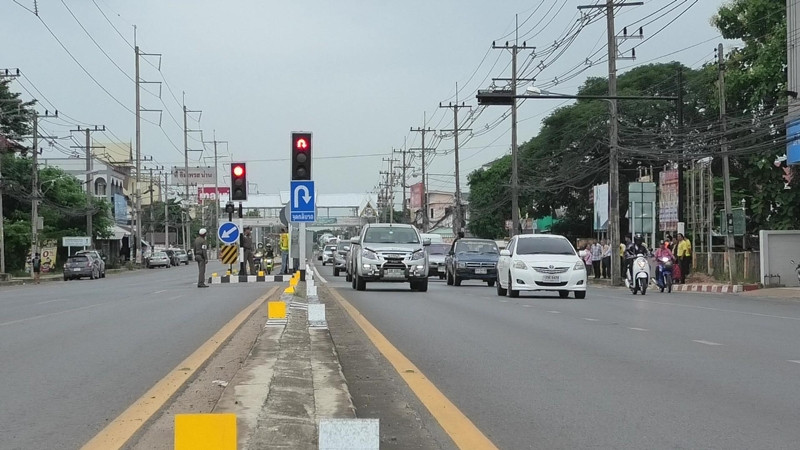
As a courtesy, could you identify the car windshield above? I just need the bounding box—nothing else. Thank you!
[325,245,337,251]
[154,252,167,257]
[67,256,88,263]
[363,227,419,244]
[426,244,450,255]
[337,243,349,251]
[455,240,499,255]
[515,237,576,255]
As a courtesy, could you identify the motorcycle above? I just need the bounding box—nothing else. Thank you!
[657,256,674,293]
[253,250,263,273]
[625,253,651,295]
[265,256,274,275]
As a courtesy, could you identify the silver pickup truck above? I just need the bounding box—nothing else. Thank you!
[349,223,431,292]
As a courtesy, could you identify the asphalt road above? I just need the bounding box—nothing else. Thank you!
[320,265,800,450]
[0,262,271,450]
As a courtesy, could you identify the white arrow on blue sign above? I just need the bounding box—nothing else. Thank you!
[218,222,240,244]
[290,180,315,222]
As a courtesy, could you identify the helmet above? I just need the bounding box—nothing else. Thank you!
[634,233,643,245]
[199,228,207,236]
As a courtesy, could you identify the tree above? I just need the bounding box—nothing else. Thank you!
[467,155,512,239]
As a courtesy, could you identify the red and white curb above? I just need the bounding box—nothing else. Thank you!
[672,284,744,294]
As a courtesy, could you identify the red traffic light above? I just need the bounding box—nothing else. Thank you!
[232,165,245,177]
[295,138,309,150]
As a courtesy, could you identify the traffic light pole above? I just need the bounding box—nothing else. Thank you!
[299,222,306,281]
[238,202,245,276]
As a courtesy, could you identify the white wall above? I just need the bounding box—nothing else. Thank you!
[759,230,800,286]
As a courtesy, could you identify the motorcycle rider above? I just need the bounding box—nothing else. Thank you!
[654,240,676,290]
[625,233,649,282]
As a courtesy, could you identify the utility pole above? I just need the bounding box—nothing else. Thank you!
[0,68,20,275]
[718,43,737,283]
[577,0,643,286]
[70,126,105,244]
[393,143,411,223]
[163,171,169,247]
[410,117,434,232]
[182,94,203,252]
[30,110,58,271]
[440,83,472,235]
[203,132,228,256]
[380,157,398,223]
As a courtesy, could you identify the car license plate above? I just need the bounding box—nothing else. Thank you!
[73,268,81,272]
[475,268,487,274]
[438,266,446,273]
[543,274,560,282]
[385,269,404,278]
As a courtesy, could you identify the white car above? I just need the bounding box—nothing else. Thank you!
[496,234,587,299]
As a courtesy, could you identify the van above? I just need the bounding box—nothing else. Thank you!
[420,233,444,244]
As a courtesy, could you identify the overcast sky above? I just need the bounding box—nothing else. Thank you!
[3,0,730,202]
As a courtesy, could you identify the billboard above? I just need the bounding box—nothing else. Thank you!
[410,182,424,209]
[113,193,127,224]
[171,166,217,185]
[197,186,230,202]
[658,169,679,231]
[787,118,800,165]
[628,182,656,235]
[593,183,609,231]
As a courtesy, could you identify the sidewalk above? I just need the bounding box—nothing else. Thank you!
[0,268,134,287]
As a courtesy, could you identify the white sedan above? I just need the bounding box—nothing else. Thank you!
[496,234,587,299]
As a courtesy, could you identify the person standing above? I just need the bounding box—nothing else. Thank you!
[676,233,692,284]
[619,235,631,279]
[32,253,41,284]
[194,228,209,288]
[583,244,593,272]
[601,240,612,278]
[590,240,603,279]
[242,226,255,275]
[279,228,290,274]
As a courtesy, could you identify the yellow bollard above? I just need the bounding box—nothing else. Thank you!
[226,270,231,276]
[267,301,287,320]
[284,286,295,294]
[258,270,265,277]
[212,273,218,278]
[174,414,236,450]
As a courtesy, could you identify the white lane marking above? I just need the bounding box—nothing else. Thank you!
[693,340,723,346]
[153,289,168,294]
[787,360,800,364]
[0,303,104,327]
[547,310,561,314]
[583,318,599,322]
[499,300,509,303]
[314,267,328,284]
[35,299,68,305]
[628,327,649,331]
[521,305,533,308]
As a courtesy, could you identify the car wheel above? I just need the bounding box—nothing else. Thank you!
[351,272,357,289]
[411,278,428,292]
[439,274,445,280]
[574,291,586,299]
[558,290,569,299]
[454,273,462,286]
[346,272,352,282]
[496,277,507,296]
[487,280,495,287]
[355,273,366,291]
[333,268,340,277]
[63,276,69,281]
[507,272,519,298]
[446,270,454,286]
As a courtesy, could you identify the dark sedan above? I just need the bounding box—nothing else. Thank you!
[63,254,101,280]
[445,238,500,286]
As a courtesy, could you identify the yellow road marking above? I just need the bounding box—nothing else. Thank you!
[330,287,498,450]
[81,286,279,450]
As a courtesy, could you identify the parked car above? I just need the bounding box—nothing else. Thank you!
[444,238,499,286]
[148,251,171,269]
[75,249,107,278]
[172,248,189,265]
[496,234,587,299]
[63,254,101,280]
[426,243,450,279]
[333,241,350,277]
[349,223,430,292]
[321,244,337,266]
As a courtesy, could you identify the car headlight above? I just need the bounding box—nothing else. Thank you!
[410,249,425,261]
[457,261,466,268]
[574,261,585,270]
[513,260,527,270]
[362,249,377,260]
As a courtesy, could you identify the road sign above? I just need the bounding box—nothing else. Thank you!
[218,222,240,245]
[219,244,239,265]
[290,180,315,222]
[62,236,91,247]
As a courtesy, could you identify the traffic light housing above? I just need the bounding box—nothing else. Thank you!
[231,162,247,201]
[291,132,312,180]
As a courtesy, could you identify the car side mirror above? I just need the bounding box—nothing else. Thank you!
[423,238,431,247]
[500,249,511,257]
[350,237,360,245]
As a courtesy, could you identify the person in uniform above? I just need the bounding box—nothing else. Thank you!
[242,226,255,275]
[280,228,290,274]
[194,228,209,288]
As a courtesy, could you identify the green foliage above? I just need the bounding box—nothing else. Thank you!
[0,79,34,137]
[467,155,511,239]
